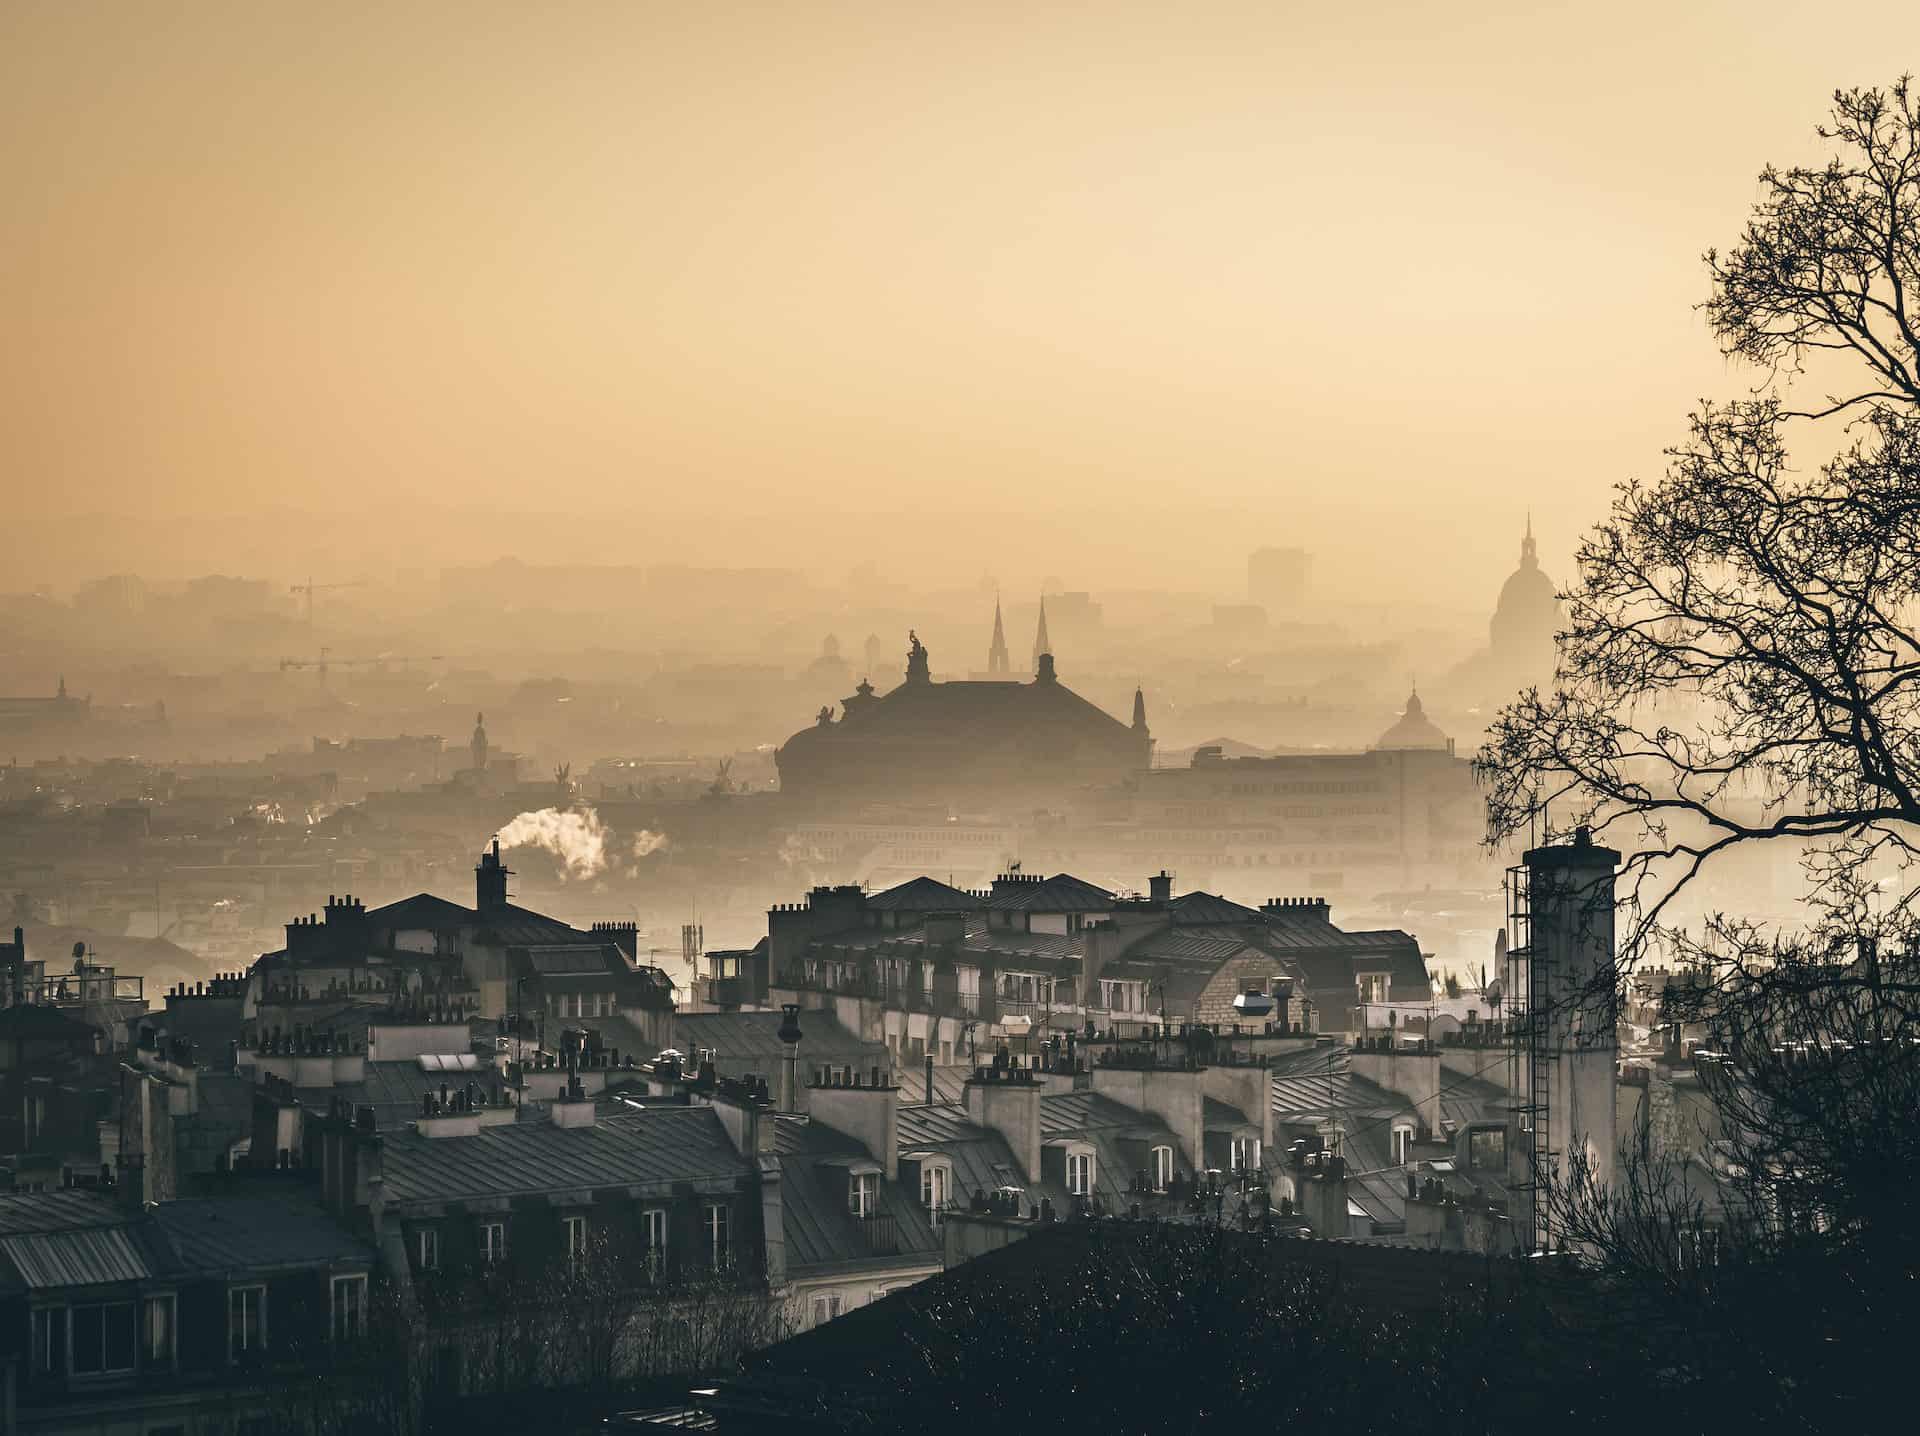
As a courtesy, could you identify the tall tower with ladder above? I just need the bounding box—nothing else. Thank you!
[1506,826,1619,1254]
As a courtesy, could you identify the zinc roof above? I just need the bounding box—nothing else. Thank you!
[0,1225,154,1290]
[379,1105,750,1205]
[0,1190,123,1237]
[151,1198,374,1276]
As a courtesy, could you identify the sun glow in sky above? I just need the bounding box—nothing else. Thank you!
[5,1,1916,604]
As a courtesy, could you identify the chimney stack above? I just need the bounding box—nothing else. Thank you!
[476,839,511,911]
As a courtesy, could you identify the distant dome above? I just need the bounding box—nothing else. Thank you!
[1373,688,1450,752]
[1490,520,1560,658]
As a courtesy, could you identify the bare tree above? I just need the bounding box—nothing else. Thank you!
[1478,79,1920,941]
[1478,80,1920,1424]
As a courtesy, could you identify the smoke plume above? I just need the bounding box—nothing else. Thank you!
[497,807,669,880]
[498,806,612,880]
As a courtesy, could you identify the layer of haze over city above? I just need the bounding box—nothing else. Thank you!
[9,1,1912,603]
[9,8,1920,1429]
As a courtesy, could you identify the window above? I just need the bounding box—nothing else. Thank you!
[1357,973,1390,1006]
[848,1170,879,1218]
[809,1293,843,1327]
[228,1286,265,1360]
[416,1228,439,1272]
[1468,1128,1506,1171]
[330,1275,367,1342]
[563,1215,588,1272]
[1152,1145,1174,1192]
[31,1307,61,1374]
[1392,1125,1414,1167]
[642,1208,667,1277]
[1067,1151,1094,1197]
[70,1301,136,1375]
[920,1163,949,1220]
[1231,1137,1262,1172]
[143,1293,176,1366]
[481,1221,507,1266]
[706,1202,731,1269]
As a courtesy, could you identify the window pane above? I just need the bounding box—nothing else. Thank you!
[144,1295,175,1364]
[73,1306,103,1373]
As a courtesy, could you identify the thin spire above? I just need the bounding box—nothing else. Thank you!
[988,592,1009,675]
[1032,595,1052,673]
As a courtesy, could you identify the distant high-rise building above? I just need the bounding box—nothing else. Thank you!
[1248,547,1311,613]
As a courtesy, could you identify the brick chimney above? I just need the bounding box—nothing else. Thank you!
[1148,870,1173,904]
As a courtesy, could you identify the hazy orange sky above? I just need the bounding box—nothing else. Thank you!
[5,2,1917,607]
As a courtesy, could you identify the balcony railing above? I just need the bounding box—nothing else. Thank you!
[16,974,143,1004]
[857,1212,899,1256]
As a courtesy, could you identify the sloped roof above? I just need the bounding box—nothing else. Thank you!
[1039,1092,1159,1136]
[0,1225,154,1290]
[804,918,1083,965]
[151,1197,374,1275]
[988,874,1113,914]
[1203,1097,1259,1133]
[366,894,475,930]
[0,1190,123,1237]
[1169,891,1266,925]
[299,1058,511,1131]
[866,877,984,912]
[775,1118,942,1274]
[378,1106,750,1205]
[0,1004,99,1040]
[672,1008,886,1066]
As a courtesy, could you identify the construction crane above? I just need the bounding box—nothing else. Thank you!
[278,650,444,683]
[289,576,367,636]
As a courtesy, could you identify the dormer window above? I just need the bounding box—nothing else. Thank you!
[1067,1151,1095,1196]
[1151,1145,1174,1192]
[1392,1124,1414,1166]
[1358,973,1390,1006]
[1230,1136,1262,1172]
[848,1169,880,1218]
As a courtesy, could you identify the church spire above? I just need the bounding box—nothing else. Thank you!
[1131,685,1148,732]
[1032,595,1051,674]
[1521,514,1538,568]
[988,594,1010,676]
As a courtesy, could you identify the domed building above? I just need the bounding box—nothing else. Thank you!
[776,629,1151,808]
[1444,518,1563,705]
[1489,517,1560,670]
[1373,687,1451,752]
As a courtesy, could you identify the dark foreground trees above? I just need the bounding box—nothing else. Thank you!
[251,1229,792,1436]
[1476,78,1920,1427]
